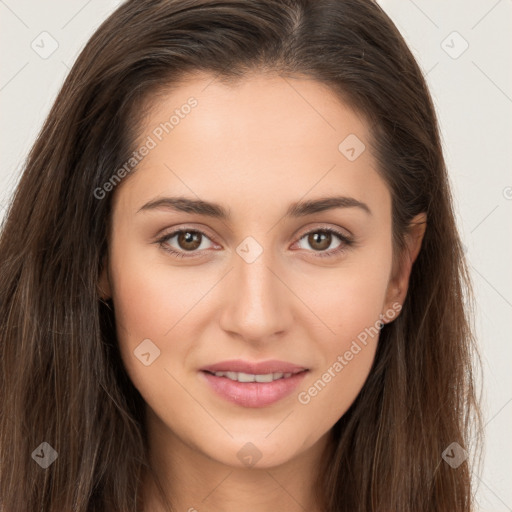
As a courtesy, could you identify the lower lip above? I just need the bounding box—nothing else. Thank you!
[200,370,308,408]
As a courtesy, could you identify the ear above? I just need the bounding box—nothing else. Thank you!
[382,212,427,323]
[97,254,112,300]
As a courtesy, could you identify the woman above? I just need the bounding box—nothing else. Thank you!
[0,0,482,510]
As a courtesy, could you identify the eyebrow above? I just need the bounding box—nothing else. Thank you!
[137,195,372,218]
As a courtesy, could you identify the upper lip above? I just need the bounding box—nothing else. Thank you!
[200,359,308,375]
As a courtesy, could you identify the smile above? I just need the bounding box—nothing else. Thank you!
[205,370,300,382]
[200,369,309,407]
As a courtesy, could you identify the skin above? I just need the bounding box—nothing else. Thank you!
[98,71,426,512]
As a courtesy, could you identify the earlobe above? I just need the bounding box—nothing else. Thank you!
[382,212,427,322]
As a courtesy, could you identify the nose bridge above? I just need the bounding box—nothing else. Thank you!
[219,234,290,341]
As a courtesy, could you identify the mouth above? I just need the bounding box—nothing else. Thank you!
[202,369,307,383]
[200,358,308,375]
[199,359,309,408]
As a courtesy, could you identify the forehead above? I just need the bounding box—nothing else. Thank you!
[139,71,371,153]
[114,72,389,218]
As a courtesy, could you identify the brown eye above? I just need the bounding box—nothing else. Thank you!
[177,231,202,251]
[294,227,354,258]
[298,229,342,252]
[307,231,333,251]
[158,229,214,257]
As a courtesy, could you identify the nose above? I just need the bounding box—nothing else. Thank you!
[218,239,293,345]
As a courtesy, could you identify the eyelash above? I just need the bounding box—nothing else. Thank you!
[155,226,354,260]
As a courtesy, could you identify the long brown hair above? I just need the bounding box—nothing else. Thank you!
[0,1,483,510]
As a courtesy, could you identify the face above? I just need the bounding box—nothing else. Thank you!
[99,72,419,470]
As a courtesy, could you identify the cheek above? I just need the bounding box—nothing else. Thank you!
[294,247,392,340]
[295,286,383,437]
[293,250,392,425]
[297,338,378,444]
[109,240,206,342]
[107,241,183,376]
[108,252,195,414]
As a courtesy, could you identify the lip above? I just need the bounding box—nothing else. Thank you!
[200,359,308,375]
[199,369,308,408]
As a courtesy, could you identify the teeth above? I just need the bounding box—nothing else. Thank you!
[212,371,296,382]
[238,372,255,383]
[255,374,273,383]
